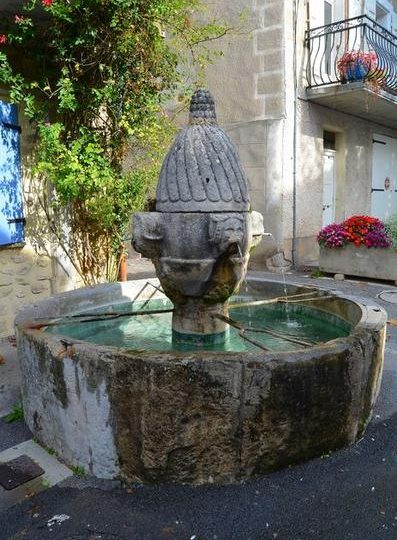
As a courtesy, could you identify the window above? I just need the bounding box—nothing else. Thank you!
[323,130,336,150]
[376,2,390,27]
[324,1,333,24]
[0,99,24,246]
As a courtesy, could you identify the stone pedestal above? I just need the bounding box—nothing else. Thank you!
[172,300,228,345]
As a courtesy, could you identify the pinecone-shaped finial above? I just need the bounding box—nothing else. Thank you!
[189,89,217,124]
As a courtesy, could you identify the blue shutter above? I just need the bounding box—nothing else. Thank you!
[0,100,24,246]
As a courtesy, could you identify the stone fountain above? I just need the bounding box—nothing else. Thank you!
[133,89,264,344]
[15,91,386,485]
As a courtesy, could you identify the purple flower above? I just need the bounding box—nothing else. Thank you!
[364,229,391,248]
[317,223,348,249]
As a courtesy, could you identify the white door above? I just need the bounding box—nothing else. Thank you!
[371,134,397,221]
[323,151,336,227]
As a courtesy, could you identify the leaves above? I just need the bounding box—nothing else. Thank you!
[0,0,230,283]
[384,215,397,249]
[4,403,24,423]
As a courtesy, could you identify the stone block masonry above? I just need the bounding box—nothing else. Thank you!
[254,0,286,120]
[0,246,54,337]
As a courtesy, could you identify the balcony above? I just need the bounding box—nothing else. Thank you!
[305,16,397,128]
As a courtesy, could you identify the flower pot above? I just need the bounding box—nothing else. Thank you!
[319,244,397,284]
[343,61,369,82]
[118,252,128,281]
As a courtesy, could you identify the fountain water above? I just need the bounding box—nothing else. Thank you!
[15,90,387,485]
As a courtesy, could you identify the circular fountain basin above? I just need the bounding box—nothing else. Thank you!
[16,278,386,484]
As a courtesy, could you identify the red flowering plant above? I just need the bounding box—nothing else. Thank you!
[343,215,391,247]
[318,215,391,249]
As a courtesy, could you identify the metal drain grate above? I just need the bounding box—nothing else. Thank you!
[0,454,44,490]
[378,291,397,304]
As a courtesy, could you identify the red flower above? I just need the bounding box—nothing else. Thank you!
[0,35,7,45]
[42,0,53,6]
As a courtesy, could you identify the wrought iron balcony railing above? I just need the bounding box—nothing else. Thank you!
[305,16,397,95]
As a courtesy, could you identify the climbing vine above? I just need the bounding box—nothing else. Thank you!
[0,0,231,284]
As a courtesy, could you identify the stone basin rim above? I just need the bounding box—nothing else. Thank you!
[15,277,387,484]
[15,277,387,360]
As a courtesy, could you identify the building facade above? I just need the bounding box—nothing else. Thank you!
[1,0,397,336]
[205,0,397,265]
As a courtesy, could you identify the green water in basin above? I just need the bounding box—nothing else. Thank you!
[45,296,351,353]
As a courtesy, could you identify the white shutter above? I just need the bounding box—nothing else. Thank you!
[392,12,397,34]
[349,0,363,18]
[364,0,377,19]
[333,0,344,21]
[308,1,326,84]
[309,0,324,28]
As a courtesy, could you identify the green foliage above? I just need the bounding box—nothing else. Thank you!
[41,478,51,488]
[71,464,85,477]
[310,269,325,278]
[4,403,24,423]
[0,0,231,283]
[385,215,397,249]
[44,445,58,457]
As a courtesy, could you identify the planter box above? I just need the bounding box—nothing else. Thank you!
[319,244,397,284]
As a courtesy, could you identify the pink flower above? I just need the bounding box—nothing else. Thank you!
[15,15,24,23]
[42,0,53,6]
[0,35,7,45]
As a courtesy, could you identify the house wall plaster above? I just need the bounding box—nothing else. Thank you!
[205,0,397,266]
[290,0,397,264]
[289,99,397,264]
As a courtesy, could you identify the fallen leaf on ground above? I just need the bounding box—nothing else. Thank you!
[0,355,5,365]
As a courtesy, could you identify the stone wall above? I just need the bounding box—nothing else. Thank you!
[0,249,53,336]
[205,0,288,258]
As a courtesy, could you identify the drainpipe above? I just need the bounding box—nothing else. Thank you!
[291,0,299,267]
